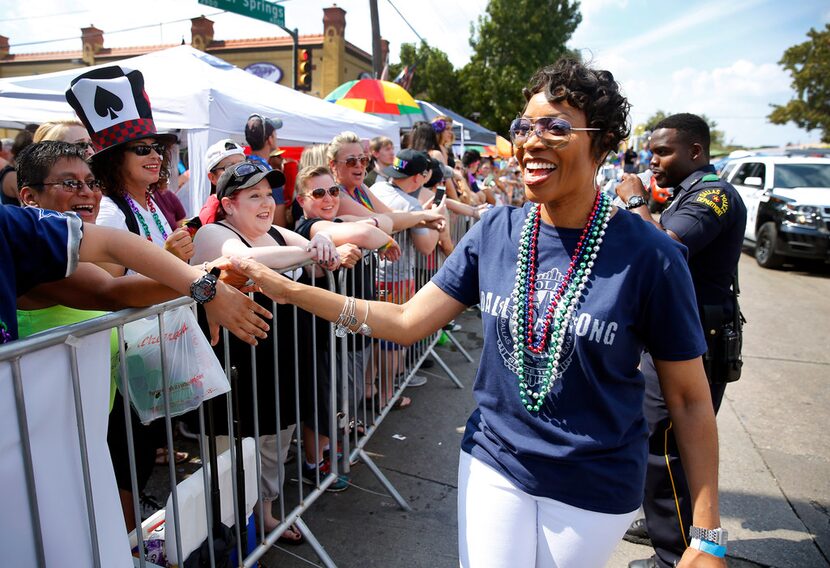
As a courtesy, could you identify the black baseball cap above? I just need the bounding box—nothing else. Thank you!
[216,161,286,200]
[382,149,431,179]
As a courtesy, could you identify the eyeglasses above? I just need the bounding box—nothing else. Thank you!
[336,155,370,168]
[509,116,600,147]
[304,186,340,199]
[33,179,103,193]
[125,143,166,156]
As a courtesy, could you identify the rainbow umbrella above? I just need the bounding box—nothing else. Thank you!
[324,79,422,116]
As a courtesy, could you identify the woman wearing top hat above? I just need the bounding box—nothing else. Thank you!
[64,65,198,530]
[66,66,194,276]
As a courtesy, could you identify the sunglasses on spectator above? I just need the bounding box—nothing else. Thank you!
[31,178,103,193]
[228,161,269,178]
[304,186,340,199]
[336,155,370,168]
[509,116,600,146]
[75,141,95,151]
[126,143,166,156]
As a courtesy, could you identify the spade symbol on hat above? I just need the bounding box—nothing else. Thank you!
[93,86,124,120]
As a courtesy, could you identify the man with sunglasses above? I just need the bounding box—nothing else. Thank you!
[244,114,287,227]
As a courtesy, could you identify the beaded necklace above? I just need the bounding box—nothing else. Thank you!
[510,192,612,413]
[124,191,169,243]
[0,321,11,344]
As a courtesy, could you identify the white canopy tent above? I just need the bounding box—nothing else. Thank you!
[0,45,398,214]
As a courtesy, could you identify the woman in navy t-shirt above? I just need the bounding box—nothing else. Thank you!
[227,59,725,568]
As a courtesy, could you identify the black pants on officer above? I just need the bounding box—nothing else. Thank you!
[641,352,726,568]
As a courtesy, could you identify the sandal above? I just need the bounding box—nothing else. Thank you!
[155,448,189,465]
[277,523,305,546]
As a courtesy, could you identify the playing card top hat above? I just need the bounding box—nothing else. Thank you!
[65,65,177,162]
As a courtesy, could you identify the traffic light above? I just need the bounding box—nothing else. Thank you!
[298,49,312,91]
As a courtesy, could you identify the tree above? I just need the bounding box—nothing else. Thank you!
[388,42,462,111]
[458,0,581,135]
[641,110,726,150]
[768,24,830,143]
[643,110,670,133]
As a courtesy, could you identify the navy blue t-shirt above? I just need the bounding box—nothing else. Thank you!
[0,207,82,342]
[432,204,707,514]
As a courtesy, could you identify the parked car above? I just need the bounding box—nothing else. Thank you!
[721,156,830,268]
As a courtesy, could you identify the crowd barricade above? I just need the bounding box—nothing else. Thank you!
[0,211,477,568]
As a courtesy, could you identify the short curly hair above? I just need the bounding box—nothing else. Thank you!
[523,58,630,161]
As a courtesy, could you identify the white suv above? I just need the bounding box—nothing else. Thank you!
[721,156,830,268]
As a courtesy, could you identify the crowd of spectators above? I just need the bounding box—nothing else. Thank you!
[0,64,524,552]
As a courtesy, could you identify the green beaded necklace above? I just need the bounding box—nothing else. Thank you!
[510,193,612,412]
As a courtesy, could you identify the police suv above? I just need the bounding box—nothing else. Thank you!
[720,156,830,268]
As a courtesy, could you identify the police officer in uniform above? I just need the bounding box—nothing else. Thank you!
[616,113,747,568]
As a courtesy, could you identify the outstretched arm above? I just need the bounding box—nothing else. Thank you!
[78,223,271,346]
[229,257,466,346]
[19,263,179,311]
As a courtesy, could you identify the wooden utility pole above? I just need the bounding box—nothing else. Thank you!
[369,0,383,78]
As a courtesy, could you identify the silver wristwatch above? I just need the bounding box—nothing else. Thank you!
[689,526,728,546]
[625,195,647,210]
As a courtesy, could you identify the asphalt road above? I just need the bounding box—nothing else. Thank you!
[248,251,830,568]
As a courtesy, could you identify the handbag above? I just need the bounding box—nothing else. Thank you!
[120,305,230,424]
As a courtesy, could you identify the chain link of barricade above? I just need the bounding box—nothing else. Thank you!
[0,212,477,568]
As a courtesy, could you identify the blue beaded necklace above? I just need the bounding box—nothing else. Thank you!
[509,192,612,412]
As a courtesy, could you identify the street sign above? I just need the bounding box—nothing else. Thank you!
[198,0,284,27]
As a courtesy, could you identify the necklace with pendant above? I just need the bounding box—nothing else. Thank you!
[509,192,612,413]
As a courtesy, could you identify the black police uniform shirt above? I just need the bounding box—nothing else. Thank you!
[659,164,747,316]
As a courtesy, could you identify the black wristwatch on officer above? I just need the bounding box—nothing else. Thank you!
[625,194,647,210]
[190,265,221,304]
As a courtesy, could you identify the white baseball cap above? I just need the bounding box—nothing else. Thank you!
[206,139,245,172]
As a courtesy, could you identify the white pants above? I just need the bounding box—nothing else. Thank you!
[458,451,637,568]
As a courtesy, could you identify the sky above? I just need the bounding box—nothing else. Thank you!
[2,0,828,147]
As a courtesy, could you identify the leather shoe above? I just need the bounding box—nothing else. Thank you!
[628,557,657,568]
[623,517,651,546]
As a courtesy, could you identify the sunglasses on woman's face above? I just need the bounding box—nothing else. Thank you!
[126,143,166,156]
[509,116,600,146]
[305,186,340,199]
[337,155,370,168]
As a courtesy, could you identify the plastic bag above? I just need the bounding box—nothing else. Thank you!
[121,306,229,424]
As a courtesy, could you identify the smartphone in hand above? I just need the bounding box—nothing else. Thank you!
[433,185,446,204]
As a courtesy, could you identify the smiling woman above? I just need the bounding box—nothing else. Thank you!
[223,57,727,568]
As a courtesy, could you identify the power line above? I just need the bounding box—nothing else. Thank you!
[8,10,227,48]
[385,0,426,44]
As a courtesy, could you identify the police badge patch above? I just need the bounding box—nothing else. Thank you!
[696,189,729,216]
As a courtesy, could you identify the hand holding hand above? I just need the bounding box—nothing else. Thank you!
[230,256,294,304]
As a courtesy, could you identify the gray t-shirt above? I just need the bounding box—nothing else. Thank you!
[370,180,428,282]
